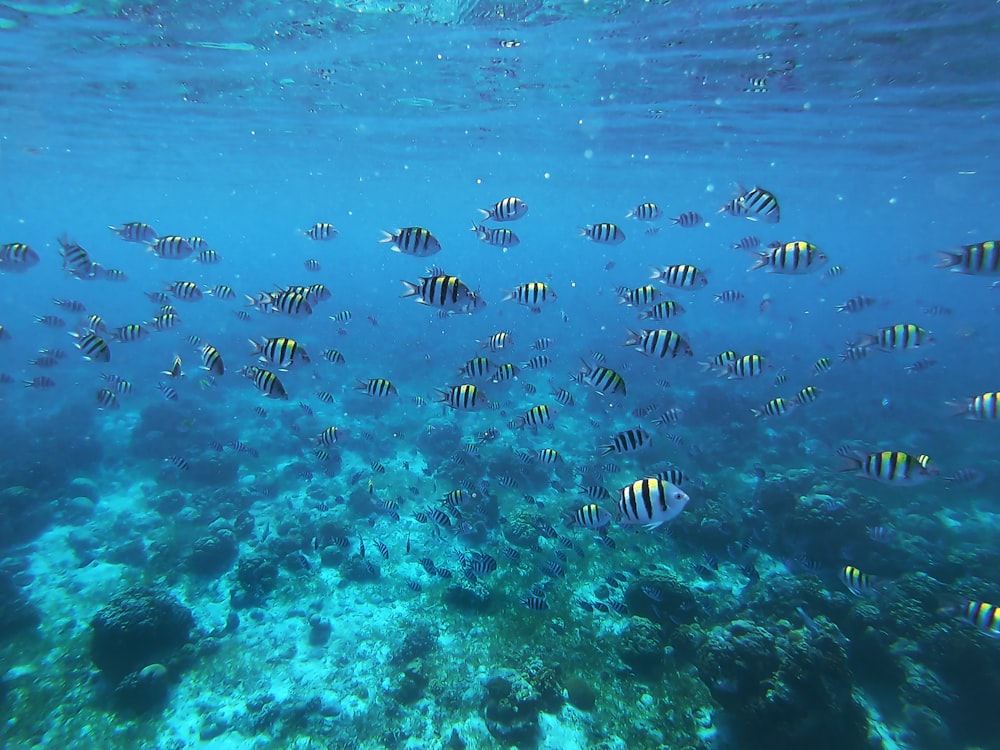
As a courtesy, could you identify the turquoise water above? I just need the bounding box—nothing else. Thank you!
[1,1,1000,748]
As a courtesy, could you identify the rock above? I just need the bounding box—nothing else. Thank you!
[68,477,101,504]
[308,615,332,646]
[91,586,194,682]
[114,663,170,712]
[199,711,229,741]
[189,529,239,576]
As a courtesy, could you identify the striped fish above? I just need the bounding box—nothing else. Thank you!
[860,323,933,352]
[315,427,339,446]
[505,282,556,310]
[250,337,310,369]
[727,354,766,379]
[580,222,626,245]
[480,330,513,351]
[751,397,794,418]
[623,328,692,359]
[836,295,876,313]
[953,601,1000,637]
[513,404,553,430]
[149,236,194,260]
[625,202,662,221]
[110,324,149,343]
[355,378,397,398]
[936,240,1000,275]
[480,196,528,222]
[795,386,821,405]
[381,227,441,257]
[949,391,999,421]
[305,222,338,240]
[574,361,627,396]
[837,447,936,485]
[491,363,519,383]
[241,365,288,399]
[639,300,685,320]
[617,285,660,307]
[95,387,119,410]
[109,222,157,243]
[670,211,702,228]
[650,263,708,289]
[720,185,780,223]
[840,565,878,597]
[750,241,827,274]
[600,428,652,456]
[401,275,480,313]
[70,331,111,363]
[435,384,486,410]
[201,345,225,376]
[617,477,690,529]
[459,356,493,379]
[168,281,203,301]
[471,224,520,249]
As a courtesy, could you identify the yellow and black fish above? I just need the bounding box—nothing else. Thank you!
[936,240,1000,275]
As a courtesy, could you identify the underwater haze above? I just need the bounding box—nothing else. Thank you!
[2,0,1000,748]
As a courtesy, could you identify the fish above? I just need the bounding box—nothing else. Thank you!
[480,196,528,222]
[531,337,552,351]
[550,386,575,407]
[840,565,878,597]
[95,388,119,410]
[521,594,549,611]
[813,357,833,375]
[623,328,692,359]
[714,289,745,304]
[751,397,795,418]
[305,223,338,240]
[435,384,487,410]
[491,363,519,383]
[330,310,352,324]
[505,282,556,311]
[471,224,520,249]
[168,281,203,301]
[858,323,933,352]
[355,378,398,398]
[241,365,288,399]
[24,376,56,389]
[522,355,550,370]
[626,202,662,221]
[719,185,780,223]
[401,275,483,314]
[836,447,937,485]
[381,227,442,257]
[70,331,111,363]
[315,427,339,446]
[201,345,224,376]
[569,503,613,529]
[936,240,1000,275]
[158,382,179,401]
[149,236,194,260]
[196,249,221,265]
[250,289,312,317]
[574,361,627,396]
[304,259,321,272]
[840,344,870,362]
[617,477,690,529]
[836,295,876,313]
[943,467,985,486]
[727,353,766,379]
[480,331,513,351]
[323,349,346,364]
[600,428,652,456]
[617,285,660,307]
[639,300,686,320]
[34,315,65,328]
[650,264,709,289]
[904,358,936,375]
[731,235,761,250]
[823,265,846,280]
[459,356,493,379]
[948,600,1000,637]
[670,211,702,227]
[948,391,999,420]
[795,386,821,405]
[0,242,40,272]
[167,455,190,471]
[58,236,96,279]
[652,408,683,426]
[513,404,554,430]
[579,222,626,245]
[250,337,310,369]
[109,222,157,243]
[749,241,827,274]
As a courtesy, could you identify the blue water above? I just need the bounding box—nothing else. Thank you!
[2,1,1000,748]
